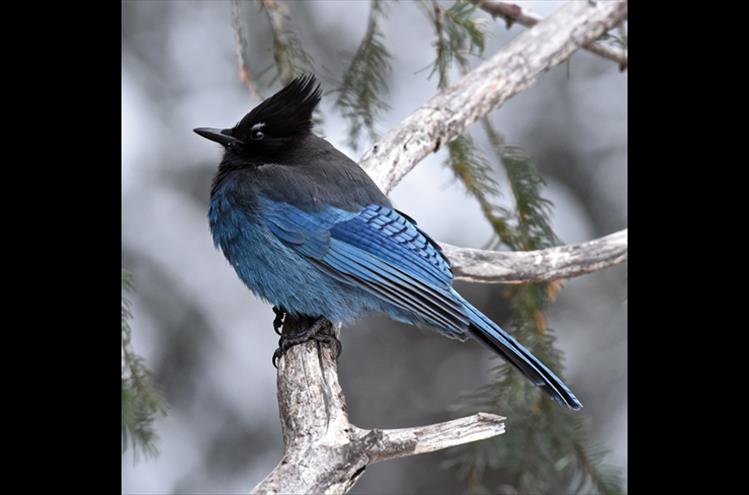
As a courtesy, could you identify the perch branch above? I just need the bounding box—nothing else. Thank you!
[471,0,628,70]
[445,229,628,284]
[253,2,628,493]
[251,317,505,494]
[358,0,627,195]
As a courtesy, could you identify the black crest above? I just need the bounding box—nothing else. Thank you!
[234,74,322,140]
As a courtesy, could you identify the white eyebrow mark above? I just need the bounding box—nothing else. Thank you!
[251,122,266,130]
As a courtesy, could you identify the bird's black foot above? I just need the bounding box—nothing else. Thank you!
[272,306,286,336]
[272,316,342,368]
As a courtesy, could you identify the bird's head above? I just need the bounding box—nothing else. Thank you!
[194,73,322,161]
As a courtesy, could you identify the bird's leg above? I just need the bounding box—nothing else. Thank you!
[272,305,286,336]
[272,315,342,368]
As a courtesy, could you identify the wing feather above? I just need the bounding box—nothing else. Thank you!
[260,199,468,338]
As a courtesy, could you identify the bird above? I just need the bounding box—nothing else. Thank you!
[194,74,582,410]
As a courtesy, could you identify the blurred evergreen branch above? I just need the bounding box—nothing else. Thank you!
[443,119,624,494]
[259,0,315,86]
[231,0,261,98]
[444,134,516,248]
[334,0,392,151]
[122,270,167,463]
[258,0,321,125]
[422,0,486,88]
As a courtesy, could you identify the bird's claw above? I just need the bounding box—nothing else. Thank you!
[272,347,284,368]
[314,332,342,361]
[272,306,286,336]
[272,316,341,368]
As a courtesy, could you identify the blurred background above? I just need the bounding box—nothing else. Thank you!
[122,1,626,493]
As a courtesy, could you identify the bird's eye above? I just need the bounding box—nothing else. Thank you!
[251,129,265,141]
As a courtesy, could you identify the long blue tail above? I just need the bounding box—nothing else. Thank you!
[454,292,582,410]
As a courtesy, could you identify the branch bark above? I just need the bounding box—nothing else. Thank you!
[253,2,628,493]
[445,229,628,284]
[358,0,627,195]
[471,0,628,70]
[251,317,505,495]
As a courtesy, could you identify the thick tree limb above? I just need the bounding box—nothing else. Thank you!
[445,229,628,284]
[253,2,628,493]
[471,0,628,70]
[251,317,505,494]
[358,0,627,195]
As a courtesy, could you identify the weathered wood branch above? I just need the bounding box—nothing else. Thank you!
[471,0,628,70]
[358,0,627,195]
[251,317,506,494]
[230,0,261,99]
[253,2,628,493]
[445,229,628,284]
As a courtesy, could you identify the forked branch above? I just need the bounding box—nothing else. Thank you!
[471,0,628,70]
[250,319,505,494]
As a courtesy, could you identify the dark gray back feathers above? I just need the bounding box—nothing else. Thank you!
[223,133,391,212]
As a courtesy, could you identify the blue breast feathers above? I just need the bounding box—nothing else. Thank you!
[209,185,369,322]
[209,182,469,337]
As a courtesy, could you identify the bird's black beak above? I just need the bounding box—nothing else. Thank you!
[193,127,244,147]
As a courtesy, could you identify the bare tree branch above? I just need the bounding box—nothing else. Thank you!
[368,412,506,463]
[444,229,628,284]
[471,0,628,70]
[358,0,627,195]
[252,2,628,493]
[230,0,261,98]
[259,0,292,83]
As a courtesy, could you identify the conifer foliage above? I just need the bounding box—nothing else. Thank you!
[335,0,392,150]
[121,270,166,462]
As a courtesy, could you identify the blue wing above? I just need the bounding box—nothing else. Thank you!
[260,198,470,339]
[259,197,582,409]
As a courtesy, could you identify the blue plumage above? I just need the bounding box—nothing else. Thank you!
[197,74,582,410]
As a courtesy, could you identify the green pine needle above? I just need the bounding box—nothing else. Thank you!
[335,0,392,150]
[261,0,316,87]
[444,134,516,247]
[259,0,323,128]
[122,270,167,463]
[424,0,487,88]
[572,433,626,495]
[500,146,558,250]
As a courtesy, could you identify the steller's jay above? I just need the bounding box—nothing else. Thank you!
[194,74,581,410]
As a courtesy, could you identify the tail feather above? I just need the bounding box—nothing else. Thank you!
[455,292,582,410]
